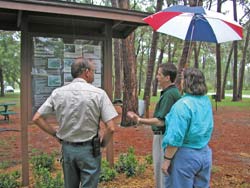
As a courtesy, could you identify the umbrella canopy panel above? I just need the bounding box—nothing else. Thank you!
[144,5,243,43]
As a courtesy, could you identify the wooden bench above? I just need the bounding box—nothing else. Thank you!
[0,111,17,121]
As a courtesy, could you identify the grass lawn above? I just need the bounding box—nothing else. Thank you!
[139,90,250,108]
[1,91,249,109]
[0,93,20,107]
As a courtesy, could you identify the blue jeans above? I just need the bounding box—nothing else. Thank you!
[165,145,212,188]
[62,142,101,188]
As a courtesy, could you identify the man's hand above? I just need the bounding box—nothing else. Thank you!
[53,134,61,144]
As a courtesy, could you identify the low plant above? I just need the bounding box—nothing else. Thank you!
[115,147,146,177]
[211,165,221,174]
[33,167,63,188]
[135,162,146,176]
[145,154,153,165]
[99,160,117,182]
[0,171,20,188]
[30,152,55,172]
[0,160,10,169]
[30,152,63,188]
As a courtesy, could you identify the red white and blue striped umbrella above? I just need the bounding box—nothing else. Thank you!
[143,5,243,43]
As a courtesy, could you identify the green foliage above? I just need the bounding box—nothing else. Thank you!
[99,160,117,182]
[0,160,10,169]
[31,152,63,188]
[211,165,221,174]
[30,152,55,172]
[145,154,153,165]
[33,167,63,188]
[0,171,20,188]
[211,96,250,108]
[135,162,146,177]
[115,147,146,177]
[0,31,20,91]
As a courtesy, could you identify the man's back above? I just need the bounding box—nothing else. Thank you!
[38,78,117,143]
[33,58,118,188]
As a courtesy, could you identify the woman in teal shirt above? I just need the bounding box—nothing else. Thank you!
[162,68,214,188]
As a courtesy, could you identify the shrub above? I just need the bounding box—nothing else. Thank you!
[99,160,117,182]
[30,152,55,172]
[31,152,63,188]
[0,171,20,188]
[115,147,146,177]
[0,161,10,169]
[33,167,63,188]
[136,162,146,176]
[145,154,153,165]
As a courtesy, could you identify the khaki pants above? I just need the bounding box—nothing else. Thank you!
[153,135,165,188]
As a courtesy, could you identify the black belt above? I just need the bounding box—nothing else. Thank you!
[61,140,92,146]
[153,130,163,135]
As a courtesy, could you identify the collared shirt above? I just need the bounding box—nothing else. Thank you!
[152,85,181,133]
[38,78,118,142]
[162,94,214,150]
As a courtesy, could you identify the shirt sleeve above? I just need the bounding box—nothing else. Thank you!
[100,91,118,123]
[162,100,191,150]
[37,94,54,115]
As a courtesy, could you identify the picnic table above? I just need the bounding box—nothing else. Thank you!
[0,102,17,121]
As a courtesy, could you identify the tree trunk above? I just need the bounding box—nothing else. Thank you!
[111,0,122,100]
[0,68,4,96]
[238,23,250,100]
[232,0,239,101]
[119,0,138,126]
[168,41,171,63]
[143,32,158,99]
[216,43,222,101]
[193,42,202,68]
[113,40,122,100]
[193,42,198,68]
[136,30,145,96]
[152,47,164,96]
[215,0,222,101]
[176,41,190,91]
[221,44,233,99]
[138,45,144,96]
[171,41,177,61]
[143,0,163,101]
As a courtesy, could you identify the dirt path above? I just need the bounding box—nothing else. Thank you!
[0,106,250,187]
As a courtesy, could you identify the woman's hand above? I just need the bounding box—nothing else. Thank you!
[127,111,139,122]
[162,159,171,175]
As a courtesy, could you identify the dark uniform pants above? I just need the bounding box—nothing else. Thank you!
[62,142,101,188]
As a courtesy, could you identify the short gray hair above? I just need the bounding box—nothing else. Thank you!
[71,58,91,78]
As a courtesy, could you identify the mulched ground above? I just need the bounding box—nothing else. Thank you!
[0,105,250,187]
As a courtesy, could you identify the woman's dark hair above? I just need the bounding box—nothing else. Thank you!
[183,68,207,95]
[159,63,177,83]
[71,58,90,78]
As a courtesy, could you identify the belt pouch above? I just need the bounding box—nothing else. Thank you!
[92,135,101,157]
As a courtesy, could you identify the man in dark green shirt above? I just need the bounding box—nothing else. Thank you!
[127,63,181,188]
